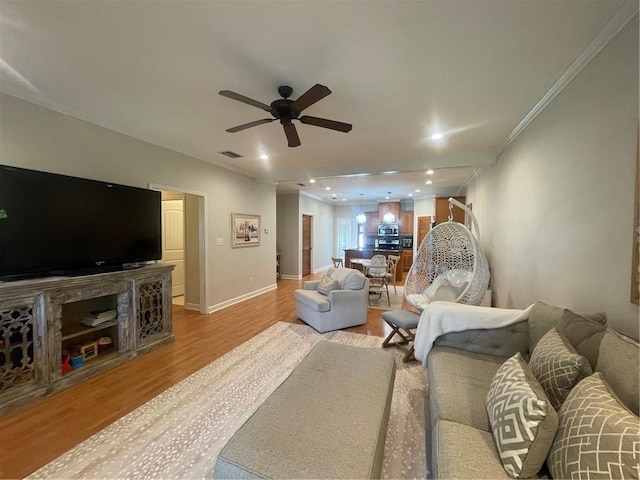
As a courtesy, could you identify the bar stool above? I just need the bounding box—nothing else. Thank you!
[381,309,420,362]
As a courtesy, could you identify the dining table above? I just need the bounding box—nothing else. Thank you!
[349,258,371,274]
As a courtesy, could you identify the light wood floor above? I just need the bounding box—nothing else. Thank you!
[0,272,399,479]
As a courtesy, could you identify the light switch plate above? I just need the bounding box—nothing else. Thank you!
[216,237,224,246]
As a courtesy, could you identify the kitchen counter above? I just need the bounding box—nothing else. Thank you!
[343,249,403,282]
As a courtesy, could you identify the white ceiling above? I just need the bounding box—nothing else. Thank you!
[0,0,636,204]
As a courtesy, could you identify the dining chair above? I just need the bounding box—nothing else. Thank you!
[386,255,401,295]
[331,257,344,268]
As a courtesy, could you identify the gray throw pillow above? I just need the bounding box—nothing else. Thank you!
[556,309,606,370]
[486,353,559,479]
[548,373,640,480]
[317,275,340,296]
[529,328,592,411]
[596,330,640,416]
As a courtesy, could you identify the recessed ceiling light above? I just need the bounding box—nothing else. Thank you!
[332,193,337,197]
[325,186,331,191]
[426,180,433,185]
[342,198,346,201]
[383,170,398,174]
[430,133,443,141]
[415,189,421,193]
[259,154,269,160]
[408,193,413,197]
[309,178,316,183]
[426,169,434,175]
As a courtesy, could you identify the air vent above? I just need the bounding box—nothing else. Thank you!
[219,151,243,158]
[297,183,306,187]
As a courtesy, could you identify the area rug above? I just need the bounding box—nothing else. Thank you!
[369,285,405,310]
[30,322,428,479]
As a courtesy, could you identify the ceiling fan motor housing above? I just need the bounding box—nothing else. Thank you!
[271,99,296,122]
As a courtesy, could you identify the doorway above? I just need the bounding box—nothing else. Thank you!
[337,219,351,258]
[302,214,312,277]
[151,184,207,314]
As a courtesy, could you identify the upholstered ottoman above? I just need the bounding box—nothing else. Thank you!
[213,341,396,479]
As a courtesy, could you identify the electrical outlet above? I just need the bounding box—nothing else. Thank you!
[249,276,254,283]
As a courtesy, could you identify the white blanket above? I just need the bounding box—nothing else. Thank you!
[414,301,534,365]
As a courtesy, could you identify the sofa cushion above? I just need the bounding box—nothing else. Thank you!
[342,271,365,290]
[595,329,640,416]
[293,289,331,312]
[486,353,558,478]
[429,346,504,431]
[556,309,606,370]
[317,275,340,296]
[432,420,512,480]
[529,328,592,411]
[434,320,529,359]
[528,302,607,354]
[547,373,640,480]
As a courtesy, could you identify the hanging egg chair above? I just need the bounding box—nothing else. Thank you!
[405,198,490,311]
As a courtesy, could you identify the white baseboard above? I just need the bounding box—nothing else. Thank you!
[207,283,278,313]
[184,302,201,311]
[280,274,300,280]
[313,265,332,274]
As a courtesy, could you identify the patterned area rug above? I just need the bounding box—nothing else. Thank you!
[30,322,428,479]
[369,285,405,310]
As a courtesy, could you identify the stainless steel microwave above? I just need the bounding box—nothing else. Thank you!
[377,224,399,236]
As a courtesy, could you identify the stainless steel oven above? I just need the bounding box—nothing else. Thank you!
[377,224,399,236]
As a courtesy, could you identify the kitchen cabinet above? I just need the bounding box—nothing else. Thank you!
[402,249,414,272]
[435,196,466,225]
[364,212,378,236]
[399,211,414,236]
[378,202,400,224]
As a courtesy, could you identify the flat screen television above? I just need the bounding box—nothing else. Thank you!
[0,165,162,280]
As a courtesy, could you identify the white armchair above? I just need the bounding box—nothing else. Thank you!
[294,267,370,333]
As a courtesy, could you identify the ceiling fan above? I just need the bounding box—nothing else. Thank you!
[218,84,352,147]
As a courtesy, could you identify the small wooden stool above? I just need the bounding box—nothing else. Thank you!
[381,309,420,363]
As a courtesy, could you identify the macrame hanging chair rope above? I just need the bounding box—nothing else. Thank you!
[404,198,490,310]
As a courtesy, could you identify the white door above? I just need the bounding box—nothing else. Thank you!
[162,199,185,297]
[337,219,351,256]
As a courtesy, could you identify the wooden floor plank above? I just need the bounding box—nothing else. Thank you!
[0,272,401,479]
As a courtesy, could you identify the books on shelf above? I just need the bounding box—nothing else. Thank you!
[81,309,117,327]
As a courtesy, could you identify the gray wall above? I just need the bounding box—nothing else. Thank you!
[299,194,334,273]
[276,193,300,278]
[0,93,277,312]
[466,18,639,338]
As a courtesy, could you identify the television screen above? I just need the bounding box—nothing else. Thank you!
[0,165,162,280]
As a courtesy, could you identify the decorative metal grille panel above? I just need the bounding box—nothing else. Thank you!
[138,282,163,342]
[0,305,35,393]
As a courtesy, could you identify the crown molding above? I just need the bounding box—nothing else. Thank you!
[499,2,639,153]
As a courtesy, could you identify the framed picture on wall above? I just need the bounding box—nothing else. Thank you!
[232,213,261,248]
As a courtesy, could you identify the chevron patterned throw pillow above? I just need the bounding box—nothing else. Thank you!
[486,353,559,478]
[529,327,592,411]
[548,373,640,479]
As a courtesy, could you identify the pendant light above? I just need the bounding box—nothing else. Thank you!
[356,194,366,224]
[383,192,395,223]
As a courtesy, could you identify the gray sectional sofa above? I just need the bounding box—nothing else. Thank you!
[427,302,640,479]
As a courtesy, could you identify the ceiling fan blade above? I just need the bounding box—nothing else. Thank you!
[219,90,272,112]
[226,118,274,133]
[283,123,301,147]
[290,84,331,114]
[299,115,352,133]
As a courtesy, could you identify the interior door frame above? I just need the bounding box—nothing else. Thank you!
[150,183,208,314]
[301,213,313,277]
